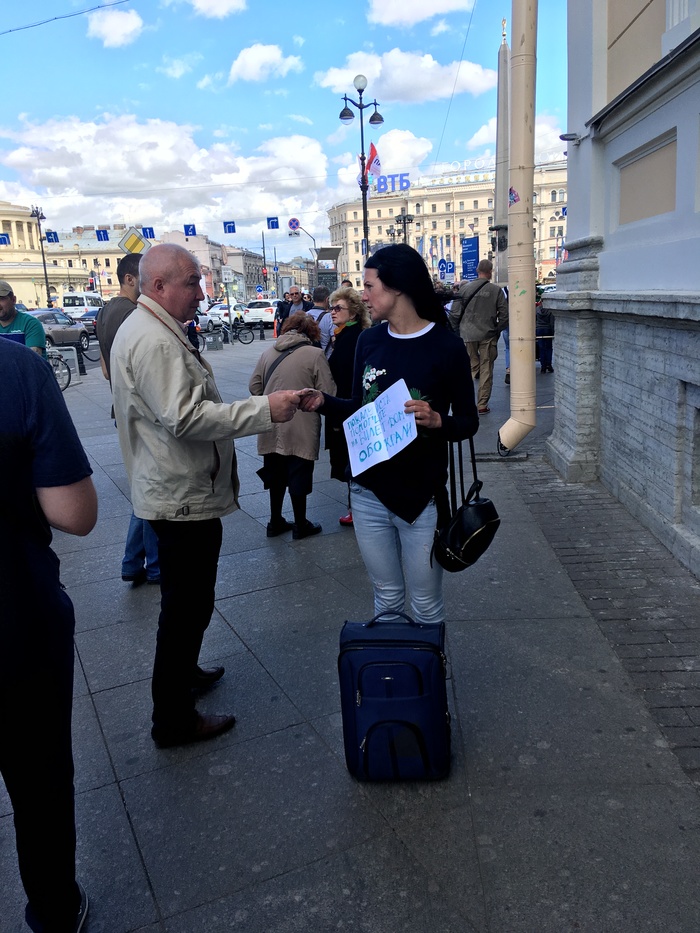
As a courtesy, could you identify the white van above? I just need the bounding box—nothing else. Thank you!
[62,292,105,317]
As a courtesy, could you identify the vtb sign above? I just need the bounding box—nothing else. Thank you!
[376,174,411,192]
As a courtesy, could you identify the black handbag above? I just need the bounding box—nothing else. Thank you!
[431,437,500,572]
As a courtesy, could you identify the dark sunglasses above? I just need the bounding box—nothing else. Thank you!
[330,304,346,313]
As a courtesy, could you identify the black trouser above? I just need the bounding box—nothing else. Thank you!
[0,589,80,932]
[148,518,223,730]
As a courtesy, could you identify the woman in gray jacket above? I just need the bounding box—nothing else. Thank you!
[250,312,336,539]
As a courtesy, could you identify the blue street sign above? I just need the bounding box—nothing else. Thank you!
[142,227,155,239]
[184,224,197,237]
[288,217,300,231]
[256,284,264,293]
[267,217,279,230]
[437,259,447,272]
[223,221,236,234]
[273,265,278,272]
[561,206,567,216]
[45,231,59,244]
[0,234,10,245]
[461,235,480,280]
[446,261,455,274]
[96,229,109,241]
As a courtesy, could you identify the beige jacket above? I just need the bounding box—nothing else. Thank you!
[111,294,271,521]
[249,332,336,461]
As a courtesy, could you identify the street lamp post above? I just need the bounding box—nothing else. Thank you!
[339,74,384,257]
[395,211,414,244]
[30,206,52,307]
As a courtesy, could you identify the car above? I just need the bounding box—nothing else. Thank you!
[194,309,218,332]
[210,302,245,324]
[244,299,283,327]
[207,307,223,328]
[62,292,105,319]
[29,309,90,352]
[71,308,100,336]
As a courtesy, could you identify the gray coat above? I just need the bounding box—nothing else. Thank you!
[449,278,508,343]
[249,332,336,461]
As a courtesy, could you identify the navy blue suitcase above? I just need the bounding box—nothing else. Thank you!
[338,611,451,781]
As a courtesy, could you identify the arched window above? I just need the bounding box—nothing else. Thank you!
[558,189,566,202]
[355,261,360,271]
[532,192,538,204]
[550,190,557,203]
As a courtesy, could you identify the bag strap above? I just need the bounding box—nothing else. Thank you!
[262,346,299,390]
[447,437,482,515]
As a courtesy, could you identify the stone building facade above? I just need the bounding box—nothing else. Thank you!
[548,1,700,576]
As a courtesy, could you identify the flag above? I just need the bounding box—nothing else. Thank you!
[440,236,444,260]
[366,142,381,181]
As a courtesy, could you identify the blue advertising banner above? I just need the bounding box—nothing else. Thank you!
[461,236,479,280]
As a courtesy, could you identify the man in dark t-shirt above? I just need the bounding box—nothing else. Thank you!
[96,253,160,586]
[0,339,97,933]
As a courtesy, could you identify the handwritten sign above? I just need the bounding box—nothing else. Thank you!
[343,379,417,476]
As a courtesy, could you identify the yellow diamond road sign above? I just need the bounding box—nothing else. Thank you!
[118,227,152,254]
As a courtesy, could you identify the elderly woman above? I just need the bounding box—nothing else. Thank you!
[325,286,371,526]
[249,312,336,540]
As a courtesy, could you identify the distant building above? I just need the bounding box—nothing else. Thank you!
[327,161,568,289]
[549,2,700,576]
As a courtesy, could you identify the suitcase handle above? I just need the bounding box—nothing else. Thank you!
[365,611,418,628]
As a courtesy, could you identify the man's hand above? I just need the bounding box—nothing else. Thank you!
[298,388,324,412]
[268,390,301,423]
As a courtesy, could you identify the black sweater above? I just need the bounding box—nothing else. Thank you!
[322,321,479,522]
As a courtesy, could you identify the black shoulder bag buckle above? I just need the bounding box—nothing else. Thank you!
[431,437,500,572]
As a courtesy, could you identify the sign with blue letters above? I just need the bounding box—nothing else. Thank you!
[45,231,59,244]
[461,236,480,280]
[267,217,279,230]
[141,227,155,239]
[184,224,197,237]
[96,229,109,242]
[223,221,236,234]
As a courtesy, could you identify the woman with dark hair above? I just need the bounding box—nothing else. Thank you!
[250,312,336,539]
[300,244,479,625]
[325,286,371,526]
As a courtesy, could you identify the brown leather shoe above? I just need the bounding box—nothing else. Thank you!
[151,712,236,748]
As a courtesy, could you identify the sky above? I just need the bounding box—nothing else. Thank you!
[1,0,568,261]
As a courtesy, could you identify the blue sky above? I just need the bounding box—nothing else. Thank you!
[1,0,567,260]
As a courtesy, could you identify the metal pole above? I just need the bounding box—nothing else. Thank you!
[32,207,51,306]
[357,88,370,256]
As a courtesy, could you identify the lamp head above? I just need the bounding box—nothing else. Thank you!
[353,74,368,92]
[339,105,354,124]
[369,109,384,126]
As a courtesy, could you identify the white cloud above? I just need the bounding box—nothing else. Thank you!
[228,44,304,84]
[367,0,475,27]
[467,117,496,148]
[0,115,332,249]
[184,0,247,16]
[431,20,450,36]
[336,129,433,194]
[293,35,305,47]
[157,54,203,79]
[289,114,313,125]
[86,9,144,48]
[316,49,496,103]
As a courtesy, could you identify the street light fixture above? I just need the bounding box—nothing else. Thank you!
[395,211,414,244]
[339,74,384,256]
[30,206,52,307]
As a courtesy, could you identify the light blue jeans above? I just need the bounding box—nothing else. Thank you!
[350,482,444,625]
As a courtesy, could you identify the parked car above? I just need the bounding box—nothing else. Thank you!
[207,307,223,328]
[210,302,245,324]
[70,308,100,336]
[29,309,90,351]
[244,299,283,328]
[193,309,219,332]
[62,292,105,319]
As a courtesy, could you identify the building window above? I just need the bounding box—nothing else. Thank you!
[533,192,538,204]
[105,258,111,268]
[354,227,359,235]
[446,220,451,229]
[389,208,394,216]
[445,202,450,211]
[487,198,493,208]
[446,235,451,247]
[550,190,557,203]
[549,247,556,258]
[558,189,565,201]
[353,211,358,219]
[431,204,436,212]
[557,225,564,237]
[52,260,58,266]
[459,219,465,228]
[355,261,360,271]
[432,221,437,230]
[487,216,493,225]
[415,203,421,214]
[377,210,381,218]
[68,260,73,268]
[473,217,479,226]
[377,226,382,234]
[415,221,421,229]
[549,226,555,237]
[473,200,478,209]
[354,242,359,253]
[107,278,113,285]
[459,201,464,211]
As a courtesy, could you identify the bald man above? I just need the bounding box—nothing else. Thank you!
[111,244,301,748]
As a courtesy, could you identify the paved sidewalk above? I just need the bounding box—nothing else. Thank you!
[3,337,700,932]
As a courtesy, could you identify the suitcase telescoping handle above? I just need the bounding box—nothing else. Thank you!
[364,611,419,628]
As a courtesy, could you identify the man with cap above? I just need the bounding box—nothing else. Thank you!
[0,281,46,356]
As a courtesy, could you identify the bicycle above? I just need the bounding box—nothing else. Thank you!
[222,319,255,345]
[47,349,71,391]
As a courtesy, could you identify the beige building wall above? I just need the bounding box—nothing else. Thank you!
[618,138,677,224]
[607,0,666,101]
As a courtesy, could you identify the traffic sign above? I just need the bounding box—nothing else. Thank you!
[184,224,197,237]
[223,220,236,234]
[45,231,59,244]
[438,259,447,272]
[273,265,278,272]
[288,217,300,231]
[0,234,9,245]
[267,217,279,230]
[221,267,234,283]
[256,284,264,293]
[141,227,155,239]
[96,229,109,242]
[118,226,152,254]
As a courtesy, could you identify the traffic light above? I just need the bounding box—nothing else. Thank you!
[88,274,95,291]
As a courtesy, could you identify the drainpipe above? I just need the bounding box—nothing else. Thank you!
[498,0,538,454]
